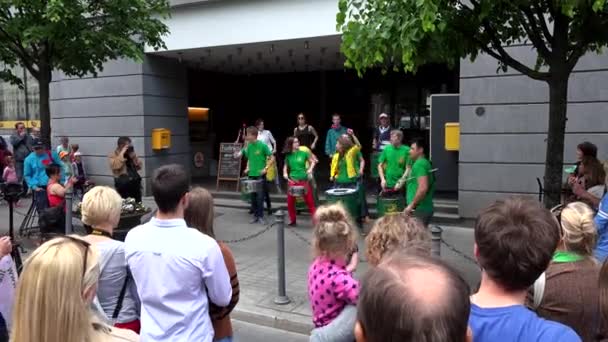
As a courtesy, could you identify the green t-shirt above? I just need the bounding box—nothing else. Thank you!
[406,157,434,213]
[378,144,410,188]
[286,150,310,181]
[336,151,362,184]
[243,141,272,177]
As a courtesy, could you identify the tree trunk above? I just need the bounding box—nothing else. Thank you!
[38,64,51,147]
[542,75,569,209]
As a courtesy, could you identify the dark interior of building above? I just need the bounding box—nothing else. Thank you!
[188,64,458,191]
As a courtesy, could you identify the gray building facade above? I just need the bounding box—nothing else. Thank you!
[459,47,608,218]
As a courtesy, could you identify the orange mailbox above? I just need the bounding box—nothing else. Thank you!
[152,128,171,150]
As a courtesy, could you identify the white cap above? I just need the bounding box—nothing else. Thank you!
[379,113,389,119]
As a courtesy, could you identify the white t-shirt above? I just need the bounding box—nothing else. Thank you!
[257,130,276,152]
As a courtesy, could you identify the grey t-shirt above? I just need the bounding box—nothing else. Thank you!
[96,239,140,324]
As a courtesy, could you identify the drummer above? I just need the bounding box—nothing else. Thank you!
[377,130,410,192]
[241,126,274,225]
[283,137,317,226]
[330,131,369,222]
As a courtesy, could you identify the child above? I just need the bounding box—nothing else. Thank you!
[59,151,72,182]
[240,126,274,225]
[70,144,79,162]
[365,214,431,266]
[3,156,18,185]
[308,204,359,342]
[71,152,90,199]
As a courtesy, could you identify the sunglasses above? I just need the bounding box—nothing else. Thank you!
[298,117,305,120]
[59,236,91,285]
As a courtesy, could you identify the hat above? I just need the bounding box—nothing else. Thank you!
[59,151,69,159]
[74,151,82,157]
[379,113,389,119]
[33,141,45,149]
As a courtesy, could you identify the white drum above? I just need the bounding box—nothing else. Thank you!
[325,188,357,196]
[241,179,263,194]
[288,185,307,197]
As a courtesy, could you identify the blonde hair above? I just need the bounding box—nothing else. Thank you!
[312,204,358,259]
[11,236,104,342]
[184,187,215,238]
[559,202,597,257]
[365,214,431,266]
[81,186,123,229]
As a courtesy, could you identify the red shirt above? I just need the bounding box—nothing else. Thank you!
[47,180,64,208]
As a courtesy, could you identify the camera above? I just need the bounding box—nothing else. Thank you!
[125,145,135,160]
[1,183,24,203]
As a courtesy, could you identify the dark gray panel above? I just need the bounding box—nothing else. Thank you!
[459,191,538,218]
[51,96,144,118]
[143,135,191,156]
[143,55,188,79]
[460,75,548,105]
[430,94,459,192]
[460,134,547,163]
[143,96,188,117]
[52,59,143,81]
[142,75,187,98]
[48,137,147,157]
[143,116,189,136]
[459,163,545,193]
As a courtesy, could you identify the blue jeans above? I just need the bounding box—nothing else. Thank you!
[310,305,357,342]
[215,337,233,342]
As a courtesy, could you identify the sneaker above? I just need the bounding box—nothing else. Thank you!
[259,217,267,225]
[287,222,297,227]
[249,217,260,224]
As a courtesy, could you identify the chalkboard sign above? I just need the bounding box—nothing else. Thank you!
[216,143,243,191]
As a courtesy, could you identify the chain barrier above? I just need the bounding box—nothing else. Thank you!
[218,222,276,244]
[440,238,478,265]
[286,226,312,246]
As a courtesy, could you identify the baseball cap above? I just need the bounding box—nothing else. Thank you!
[379,113,389,119]
[74,151,82,157]
[33,141,45,149]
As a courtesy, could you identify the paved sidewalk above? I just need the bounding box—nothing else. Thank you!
[0,196,480,335]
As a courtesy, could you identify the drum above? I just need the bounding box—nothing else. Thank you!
[325,188,360,221]
[370,152,381,179]
[288,185,307,197]
[239,177,251,203]
[242,179,263,193]
[377,190,405,217]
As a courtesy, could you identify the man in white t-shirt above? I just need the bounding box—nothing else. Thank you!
[255,118,281,195]
[125,164,232,342]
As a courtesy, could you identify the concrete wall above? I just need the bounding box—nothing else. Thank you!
[459,46,608,218]
[50,55,188,194]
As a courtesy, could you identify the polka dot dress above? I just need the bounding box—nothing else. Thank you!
[307,257,359,328]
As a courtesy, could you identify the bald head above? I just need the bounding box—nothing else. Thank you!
[356,251,471,342]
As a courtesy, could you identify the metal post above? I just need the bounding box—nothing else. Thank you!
[273,210,291,305]
[65,187,73,235]
[430,225,443,257]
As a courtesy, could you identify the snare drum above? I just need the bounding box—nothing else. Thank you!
[241,178,263,194]
[288,185,307,197]
[325,188,360,221]
[377,190,405,217]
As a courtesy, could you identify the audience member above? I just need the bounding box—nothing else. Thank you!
[109,137,142,203]
[59,151,73,180]
[599,260,608,341]
[185,187,240,342]
[9,122,32,190]
[70,143,80,161]
[72,151,91,199]
[125,164,232,342]
[29,127,41,146]
[10,236,138,342]
[365,214,431,266]
[527,202,600,341]
[572,141,598,176]
[469,197,581,342]
[56,136,72,156]
[24,141,61,213]
[2,156,17,185]
[308,204,359,342]
[0,236,12,340]
[355,251,472,342]
[595,179,608,262]
[0,139,11,178]
[81,186,141,334]
[46,164,76,209]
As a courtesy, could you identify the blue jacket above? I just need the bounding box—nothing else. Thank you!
[595,193,608,261]
[23,150,63,189]
[325,126,347,157]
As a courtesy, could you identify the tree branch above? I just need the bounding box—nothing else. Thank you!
[479,22,551,81]
[532,2,554,46]
[517,6,552,61]
[0,27,39,78]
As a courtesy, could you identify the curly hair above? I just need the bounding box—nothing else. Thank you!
[312,203,358,259]
[365,214,431,266]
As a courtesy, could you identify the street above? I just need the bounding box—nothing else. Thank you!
[233,320,308,342]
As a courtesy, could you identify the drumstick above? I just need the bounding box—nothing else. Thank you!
[403,168,438,182]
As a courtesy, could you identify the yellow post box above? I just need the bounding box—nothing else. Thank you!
[445,123,460,151]
[152,128,171,150]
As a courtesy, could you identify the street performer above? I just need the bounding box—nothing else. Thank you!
[283,137,317,226]
[378,130,411,192]
[330,130,369,222]
[240,126,274,225]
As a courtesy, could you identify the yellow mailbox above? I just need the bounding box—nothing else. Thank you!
[445,123,460,151]
[152,128,171,150]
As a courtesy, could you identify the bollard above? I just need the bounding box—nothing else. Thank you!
[273,210,291,305]
[430,225,443,257]
[65,187,73,235]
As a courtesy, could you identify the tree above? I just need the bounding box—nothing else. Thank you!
[337,0,608,208]
[0,0,170,145]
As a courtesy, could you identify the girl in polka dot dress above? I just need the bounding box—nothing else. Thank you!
[308,204,359,342]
